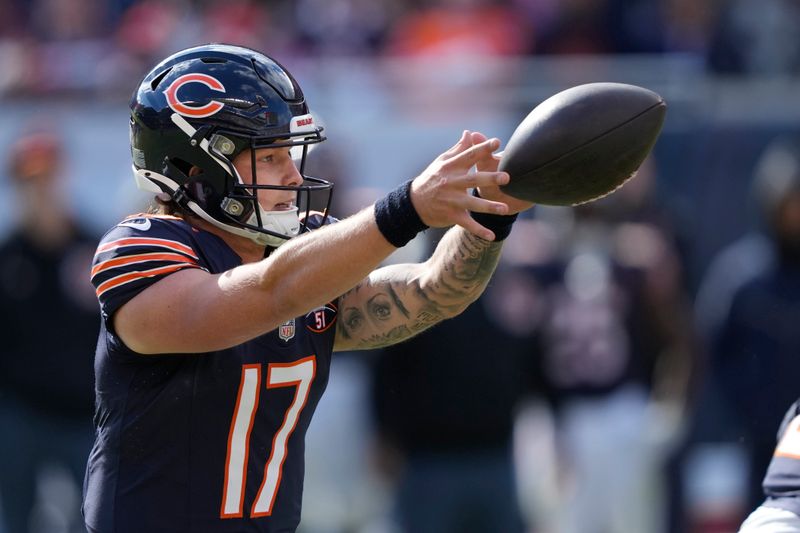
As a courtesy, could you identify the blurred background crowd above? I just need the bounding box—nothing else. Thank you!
[3,0,800,532]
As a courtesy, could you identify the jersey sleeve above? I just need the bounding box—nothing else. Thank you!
[777,400,800,442]
[302,211,339,231]
[90,216,208,320]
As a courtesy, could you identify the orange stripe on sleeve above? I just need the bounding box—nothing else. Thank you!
[95,263,201,299]
[96,237,198,259]
[91,252,198,279]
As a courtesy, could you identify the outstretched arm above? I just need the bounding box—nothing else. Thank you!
[113,131,521,354]
[334,225,503,351]
[334,131,534,351]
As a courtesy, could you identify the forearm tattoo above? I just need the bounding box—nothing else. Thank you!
[337,228,503,350]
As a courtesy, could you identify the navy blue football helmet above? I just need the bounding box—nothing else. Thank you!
[130,43,333,247]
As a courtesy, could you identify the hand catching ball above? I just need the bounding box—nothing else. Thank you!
[498,82,667,206]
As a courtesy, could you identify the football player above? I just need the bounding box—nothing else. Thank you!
[81,44,532,533]
[739,399,800,532]
[0,129,98,533]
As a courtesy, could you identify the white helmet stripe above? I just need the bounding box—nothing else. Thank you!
[169,113,238,177]
[134,167,183,195]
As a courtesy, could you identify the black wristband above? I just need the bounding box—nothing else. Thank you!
[374,180,429,247]
[470,189,518,241]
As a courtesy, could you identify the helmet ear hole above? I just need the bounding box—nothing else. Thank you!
[169,157,194,176]
[185,180,216,207]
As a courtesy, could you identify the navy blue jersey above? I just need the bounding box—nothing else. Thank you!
[763,399,800,517]
[83,214,338,533]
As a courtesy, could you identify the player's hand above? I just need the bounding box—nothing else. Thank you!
[469,131,536,215]
[409,130,512,241]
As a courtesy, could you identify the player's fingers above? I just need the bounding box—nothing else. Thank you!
[475,151,502,173]
[443,138,500,169]
[469,131,488,144]
[468,132,502,172]
[478,157,501,173]
[457,170,509,190]
[439,130,473,160]
[461,192,509,215]
[475,147,503,172]
[454,212,496,242]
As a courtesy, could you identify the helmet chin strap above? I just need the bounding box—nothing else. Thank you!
[246,205,301,247]
[133,168,301,248]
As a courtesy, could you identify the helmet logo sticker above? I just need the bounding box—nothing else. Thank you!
[163,73,226,118]
[290,113,315,133]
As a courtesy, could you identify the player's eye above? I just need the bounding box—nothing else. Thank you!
[260,154,274,163]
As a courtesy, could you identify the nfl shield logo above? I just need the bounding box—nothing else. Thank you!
[279,318,295,342]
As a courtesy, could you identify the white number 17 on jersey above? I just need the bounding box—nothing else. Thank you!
[220,356,316,518]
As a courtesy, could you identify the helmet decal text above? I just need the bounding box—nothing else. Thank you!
[163,73,226,118]
[290,113,315,133]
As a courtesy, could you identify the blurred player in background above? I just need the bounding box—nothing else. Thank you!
[518,164,694,533]
[370,229,531,533]
[698,136,800,519]
[81,43,533,533]
[0,129,98,533]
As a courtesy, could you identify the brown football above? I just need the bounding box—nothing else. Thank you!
[499,82,667,205]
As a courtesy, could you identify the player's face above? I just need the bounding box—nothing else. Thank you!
[232,146,303,212]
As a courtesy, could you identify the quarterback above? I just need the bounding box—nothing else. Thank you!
[81,43,531,532]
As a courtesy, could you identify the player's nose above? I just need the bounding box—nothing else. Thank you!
[283,160,303,187]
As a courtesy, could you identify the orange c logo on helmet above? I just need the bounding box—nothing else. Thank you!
[163,73,226,118]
